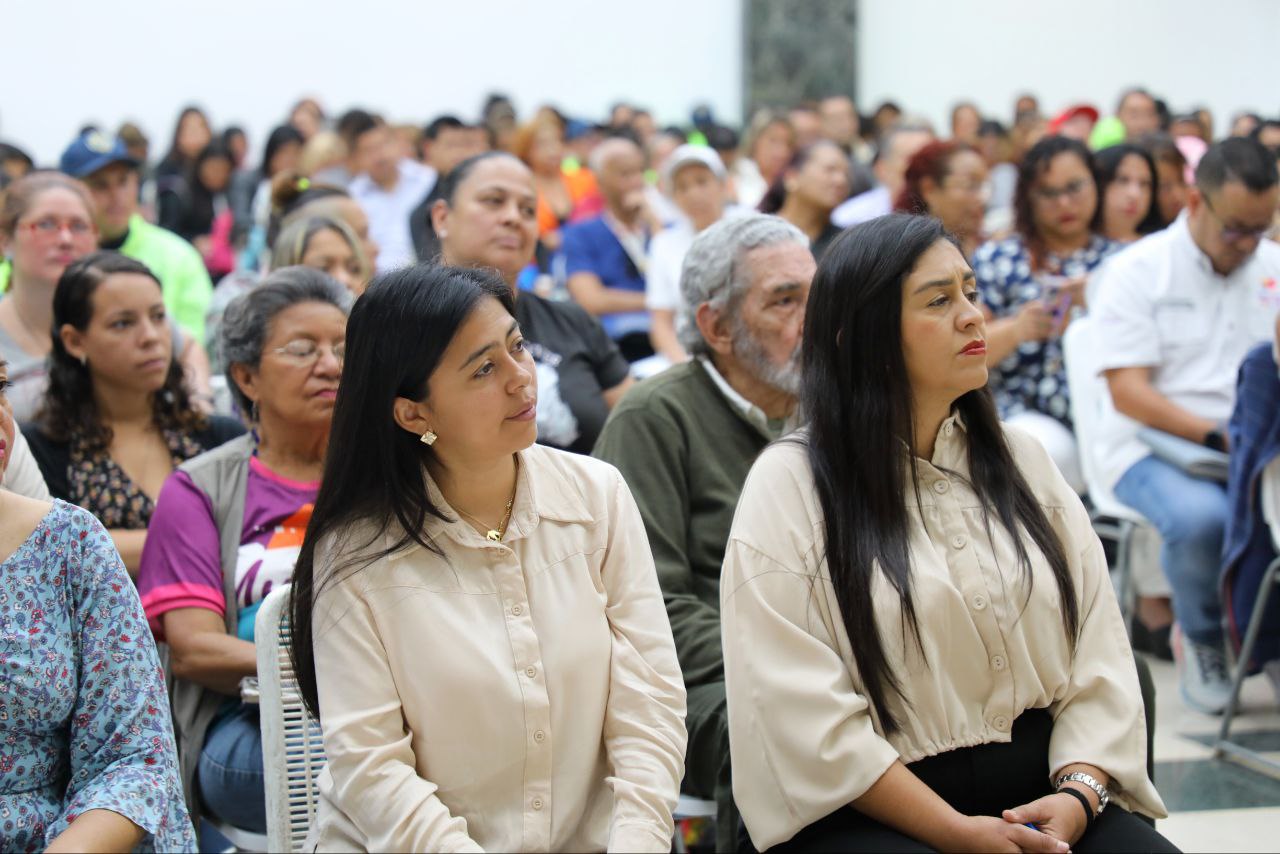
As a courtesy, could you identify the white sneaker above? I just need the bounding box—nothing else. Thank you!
[1173,625,1233,715]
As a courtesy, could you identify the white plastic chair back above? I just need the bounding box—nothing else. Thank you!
[1061,315,1148,525]
[255,585,327,852]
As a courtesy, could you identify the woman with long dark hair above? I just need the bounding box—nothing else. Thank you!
[974,135,1118,492]
[722,214,1173,852]
[158,141,236,278]
[1091,144,1164,244]
[758,140,849,260]
[287,264,685,851]
[155,105,212,183]
[24,252,242,575]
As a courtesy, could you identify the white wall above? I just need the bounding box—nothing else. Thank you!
[2,0,742,165]
[858,0,1279,137]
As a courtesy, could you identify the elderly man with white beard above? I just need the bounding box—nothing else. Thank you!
[593,213,814,852]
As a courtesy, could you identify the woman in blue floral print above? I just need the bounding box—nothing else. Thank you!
[974,135,1119,493]
[0,356,194,852]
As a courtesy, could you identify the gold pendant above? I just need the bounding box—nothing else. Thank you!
[486,529,502,542]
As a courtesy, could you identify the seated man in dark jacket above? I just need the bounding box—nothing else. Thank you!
[593,214,815,850]
[1222,334,1280,698]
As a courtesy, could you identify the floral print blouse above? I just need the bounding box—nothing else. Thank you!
[68,429,204,530]
[0,500,195,852]
[974,233,1119,425]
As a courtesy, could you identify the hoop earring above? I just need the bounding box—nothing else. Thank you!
[421,430,437,446]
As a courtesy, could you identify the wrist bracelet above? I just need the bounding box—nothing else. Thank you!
[1056,786,1095,830]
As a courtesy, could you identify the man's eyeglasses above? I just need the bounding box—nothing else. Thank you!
[21,216,95,239]
[1033,179,1090,204]
[272,339,345,364]
[1202,194,1270,243]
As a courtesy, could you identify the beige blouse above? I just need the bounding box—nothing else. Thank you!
[310,444,687,853]
[721,416,1166,850]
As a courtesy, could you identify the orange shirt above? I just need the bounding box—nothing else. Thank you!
[536,168,603,237]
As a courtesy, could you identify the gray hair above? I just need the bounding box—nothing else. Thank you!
[221,265,353,416]
[677,213,809,357]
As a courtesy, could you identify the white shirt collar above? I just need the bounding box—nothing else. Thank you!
[699,357,777,437]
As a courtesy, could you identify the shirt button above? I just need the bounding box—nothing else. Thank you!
[971,595,987,611]
[532,798,544,811]
[534,730,545,743]
[944,423,955,436]
[933,480,950,495]
[991,655,1006,671]
[511,604,523,616]
[951,534,967,549]
[992,715,1010,731]
[525,666,537,678]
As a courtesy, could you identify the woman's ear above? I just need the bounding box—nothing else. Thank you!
[59,324,87,364]
[430,199,451,241]
[392,396,434,438]
[229,363,259,406]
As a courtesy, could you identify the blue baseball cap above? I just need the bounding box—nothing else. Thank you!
[59,130,138,178]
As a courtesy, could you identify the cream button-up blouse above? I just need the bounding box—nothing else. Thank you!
[309,444,687,852]
[721,417,1166,850]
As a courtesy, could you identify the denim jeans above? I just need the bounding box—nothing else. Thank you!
[198,704,266,834]
[1114,454,1229,646]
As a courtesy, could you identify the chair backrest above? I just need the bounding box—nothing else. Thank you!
[255,585,327,853]
[1061,315,1137,518]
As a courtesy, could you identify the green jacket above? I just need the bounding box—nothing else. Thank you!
[0,215,212,344]
[593,360,775,688]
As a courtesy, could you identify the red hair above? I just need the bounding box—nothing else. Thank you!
[893,140,978,214]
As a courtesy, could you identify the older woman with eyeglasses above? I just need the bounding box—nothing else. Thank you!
[973,136,1117,494]
[893,141,990,260]
[135,266,351,836]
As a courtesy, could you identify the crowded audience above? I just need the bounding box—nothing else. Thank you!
[2,79,1280,854]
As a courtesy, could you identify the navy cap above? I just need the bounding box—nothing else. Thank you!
[59,130,138,178]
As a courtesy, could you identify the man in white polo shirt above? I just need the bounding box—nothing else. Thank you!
[1093,137,1280,713]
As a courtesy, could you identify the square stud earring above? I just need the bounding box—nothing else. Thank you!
[421,430,438,446]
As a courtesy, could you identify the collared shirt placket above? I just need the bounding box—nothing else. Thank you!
[922,456,1017,738]
[489,535,555,852]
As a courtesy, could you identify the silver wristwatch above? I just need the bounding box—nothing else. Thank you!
[1055,771,1109,814]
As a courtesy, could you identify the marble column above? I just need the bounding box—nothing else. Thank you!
[743,0,860,115]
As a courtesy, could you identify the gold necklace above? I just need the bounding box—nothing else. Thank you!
[452,459,520,542]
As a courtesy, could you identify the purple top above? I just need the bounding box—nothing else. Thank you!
[137,456,318,643]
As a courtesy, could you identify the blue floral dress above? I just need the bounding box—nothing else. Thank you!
[974,233,1119,425]
[0,500,195,852]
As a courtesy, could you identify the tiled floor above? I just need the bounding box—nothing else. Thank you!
[1148,657,1280,852]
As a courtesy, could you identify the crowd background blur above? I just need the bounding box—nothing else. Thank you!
[4,1,1280,851]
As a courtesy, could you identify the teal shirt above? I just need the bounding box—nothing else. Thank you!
[0,215,212,344]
